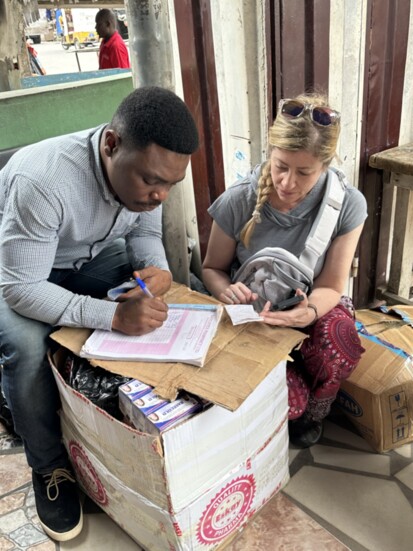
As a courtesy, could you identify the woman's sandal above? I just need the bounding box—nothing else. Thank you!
[288,417,323,449]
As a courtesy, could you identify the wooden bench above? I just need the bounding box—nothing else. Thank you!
[369,143,413,305]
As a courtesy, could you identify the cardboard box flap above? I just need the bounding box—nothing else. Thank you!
[375,325,413,356]
[50,284,304,411]
[356,309,395,327]
[349,339,413,393]
[356,307,413,357]
[356,306,413,332]
[378,305,413,325]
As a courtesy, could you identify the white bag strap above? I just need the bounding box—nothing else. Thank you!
[299,169,346,270]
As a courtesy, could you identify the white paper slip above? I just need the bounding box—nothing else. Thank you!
[80,305,223,367]
[224,304,264,326]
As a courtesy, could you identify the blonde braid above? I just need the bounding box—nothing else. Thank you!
[240,161,273,247]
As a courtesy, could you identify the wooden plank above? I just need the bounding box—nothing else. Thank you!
[369,142,413,175]
[375,171,394,291]
[388,186,413,298]
[377,288,413,306]
[389,173,413,192]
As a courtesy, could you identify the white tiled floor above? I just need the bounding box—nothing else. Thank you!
[1,410,413,551]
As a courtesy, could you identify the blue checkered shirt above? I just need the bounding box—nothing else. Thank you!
[0,125,169,331]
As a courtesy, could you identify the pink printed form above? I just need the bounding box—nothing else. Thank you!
[99,310,189,356]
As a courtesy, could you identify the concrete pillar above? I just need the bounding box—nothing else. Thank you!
[0,0,30,92]
[126,0,174,90]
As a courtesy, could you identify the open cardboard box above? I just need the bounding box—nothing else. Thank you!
[337,305,413,452]
[50,283,304,549]
[51,283,304,410]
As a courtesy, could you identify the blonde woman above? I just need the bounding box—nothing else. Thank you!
[202,94,367,448]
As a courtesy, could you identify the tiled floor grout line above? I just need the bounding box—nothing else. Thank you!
[283,491,370,551]
[0,481,32,500]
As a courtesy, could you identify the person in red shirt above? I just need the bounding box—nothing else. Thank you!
[95,9,130,70]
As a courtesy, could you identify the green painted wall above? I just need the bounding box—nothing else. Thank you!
[0,73,133,150]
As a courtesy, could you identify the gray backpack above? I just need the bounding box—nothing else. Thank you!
[234,168,346,310]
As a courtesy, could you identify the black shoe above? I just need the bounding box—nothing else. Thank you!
[32,467,83,541]
[289,417,323,449]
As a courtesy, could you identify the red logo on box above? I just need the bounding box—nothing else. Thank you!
[68,440,108,506]
[196,475,256,544]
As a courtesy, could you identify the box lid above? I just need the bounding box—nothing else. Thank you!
[50,283,304,411]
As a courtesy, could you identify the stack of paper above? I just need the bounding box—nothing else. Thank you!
[80,304,223,367]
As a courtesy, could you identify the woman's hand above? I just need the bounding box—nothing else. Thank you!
[219,282,258,304]
[259,289,316,328]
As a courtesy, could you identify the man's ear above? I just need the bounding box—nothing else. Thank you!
[104,130,121,156]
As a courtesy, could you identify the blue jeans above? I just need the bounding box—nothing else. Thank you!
[0,240,132,473]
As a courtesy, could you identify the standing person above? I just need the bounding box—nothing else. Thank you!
[202,93,367,449]
[95,8,130,70]
[27,40,46,76]
[0,86,198,541]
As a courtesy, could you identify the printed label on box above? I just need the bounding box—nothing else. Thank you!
[196,475,256,544]
[389,391,407,411]
[69,440,108,506]
[132,390,169,416]
[119,379,152,400]
[147,396,201,432]
[336,389,363,417]
[119,380,153,419]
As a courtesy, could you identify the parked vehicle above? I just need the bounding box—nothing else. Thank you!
[58,8,99,50]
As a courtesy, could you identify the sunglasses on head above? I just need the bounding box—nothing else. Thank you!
[278,99,340,127]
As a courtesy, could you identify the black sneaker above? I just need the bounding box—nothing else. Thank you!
[32,467,83,541]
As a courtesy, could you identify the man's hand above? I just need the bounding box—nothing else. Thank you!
[112,295,168,336]
[133,267,172,297]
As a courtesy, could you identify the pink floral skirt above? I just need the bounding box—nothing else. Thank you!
[287,298,365,421]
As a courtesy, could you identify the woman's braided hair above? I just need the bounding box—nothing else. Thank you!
[240,92,340,247]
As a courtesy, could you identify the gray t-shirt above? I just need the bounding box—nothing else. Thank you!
[208,164,368,278]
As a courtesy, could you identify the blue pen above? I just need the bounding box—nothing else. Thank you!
[135,277,154,298]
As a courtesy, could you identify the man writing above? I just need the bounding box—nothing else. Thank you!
[0,86,199,541]
[95,8,130,70]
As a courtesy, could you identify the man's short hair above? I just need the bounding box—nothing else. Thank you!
[96,8,116,25]
[110,86,199,154]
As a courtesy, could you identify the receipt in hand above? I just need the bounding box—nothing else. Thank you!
[224,305,265,326]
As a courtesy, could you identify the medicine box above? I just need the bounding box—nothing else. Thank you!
[49,282,304,548]
[51,348,289,550]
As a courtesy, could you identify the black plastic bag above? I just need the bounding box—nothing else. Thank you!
[64,354,132,420]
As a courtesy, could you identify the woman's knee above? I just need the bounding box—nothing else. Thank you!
[301,305,365,380]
